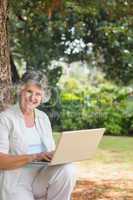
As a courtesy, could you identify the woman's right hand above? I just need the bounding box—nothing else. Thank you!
[30,151,54,162]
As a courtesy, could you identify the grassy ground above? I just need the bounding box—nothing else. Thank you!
[53,133,133,178]
[95,135,133,163]
[53,133,133,199]
[75,135,133,180]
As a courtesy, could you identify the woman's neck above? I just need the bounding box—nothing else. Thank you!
[20,103,34,117]
[20,104,35,127]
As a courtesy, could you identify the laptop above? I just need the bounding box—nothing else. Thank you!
[31,128,105,166]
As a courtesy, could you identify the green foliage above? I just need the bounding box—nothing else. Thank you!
[124,96,133,134]
[59,83,132,135]
[60,0,133,84]
[10,0,64,84]
[60,97,83,130]
[9,0,133,85]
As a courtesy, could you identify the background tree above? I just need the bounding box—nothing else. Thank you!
[9,0,133,85]
[9,0,64,85]
[58,0,133,84]
[0,0,12,110]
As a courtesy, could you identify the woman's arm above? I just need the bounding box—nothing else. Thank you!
[0,151,53,170]
[0,153,37,170]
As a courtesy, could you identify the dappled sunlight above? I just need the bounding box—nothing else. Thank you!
[72,179,133,200]
[75,162,133,180]
[71,135,133,200]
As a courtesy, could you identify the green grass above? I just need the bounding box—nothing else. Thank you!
[99,135,133,151]
[53,133,133,164]
[96,135,133,163]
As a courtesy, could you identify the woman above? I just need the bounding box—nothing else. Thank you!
[0,71,76,200]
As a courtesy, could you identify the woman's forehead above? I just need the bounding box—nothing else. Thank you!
[22,83,43,92]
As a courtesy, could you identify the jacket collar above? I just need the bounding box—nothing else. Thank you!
[12,103,43,119]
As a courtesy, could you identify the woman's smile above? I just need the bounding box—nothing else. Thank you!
[20,84,43,112]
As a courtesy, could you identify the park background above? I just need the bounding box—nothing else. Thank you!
[0,0,133,199]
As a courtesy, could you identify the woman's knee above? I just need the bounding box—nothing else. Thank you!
[56,163,77,187]
[44,163,77,186]
[61,163,76,179]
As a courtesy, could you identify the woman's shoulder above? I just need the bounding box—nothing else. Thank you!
[0,104,18,119]
[0,105,18,128]
[35,108,49,120]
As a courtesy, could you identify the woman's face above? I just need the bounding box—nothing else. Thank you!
[20,83,43,111]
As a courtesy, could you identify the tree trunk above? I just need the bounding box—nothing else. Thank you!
[0,0,12,111]
[10,54,20,83]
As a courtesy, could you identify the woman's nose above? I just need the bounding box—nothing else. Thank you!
[30,94,36,101]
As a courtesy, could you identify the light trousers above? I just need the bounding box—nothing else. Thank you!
[8,163,76,200]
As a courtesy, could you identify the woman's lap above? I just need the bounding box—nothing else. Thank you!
[7,163,76,200]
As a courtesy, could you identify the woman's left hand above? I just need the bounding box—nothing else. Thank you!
[35,151,54,162]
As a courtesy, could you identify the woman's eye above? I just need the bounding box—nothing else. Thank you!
[27,90,32,95]
[25,90,42,97]
[36,93,42,97]
[26,91,32,95]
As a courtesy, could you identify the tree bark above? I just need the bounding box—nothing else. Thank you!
[10,54,20,83]
[0,0,12,111]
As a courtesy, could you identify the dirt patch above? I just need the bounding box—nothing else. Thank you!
[72,179,133,200]
[72,162,133,200]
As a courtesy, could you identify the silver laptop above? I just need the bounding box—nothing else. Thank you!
[31,128,105,166]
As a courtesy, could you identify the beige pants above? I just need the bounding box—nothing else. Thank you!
[8,164,76,200]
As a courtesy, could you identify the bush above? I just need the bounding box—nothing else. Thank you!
[59,84,132,135]
[60,93,84,130]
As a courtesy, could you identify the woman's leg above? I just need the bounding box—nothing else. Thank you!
[6,187,34,200]
[33,163,76,200]
[7,168,38,200]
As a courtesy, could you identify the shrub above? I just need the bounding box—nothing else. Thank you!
[59,84,132,135]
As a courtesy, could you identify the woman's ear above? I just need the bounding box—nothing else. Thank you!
[20,85,26,91]
[18,85,26,98]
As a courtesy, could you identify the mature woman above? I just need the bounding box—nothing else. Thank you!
[0,71,76,200]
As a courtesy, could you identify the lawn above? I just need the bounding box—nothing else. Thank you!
[53,133,133,199]
[95,135,133,163]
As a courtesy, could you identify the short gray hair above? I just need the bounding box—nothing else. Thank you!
[21,71,48,88]
[20,71,51,103]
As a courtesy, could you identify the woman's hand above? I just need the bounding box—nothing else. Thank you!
[32,151,54,162]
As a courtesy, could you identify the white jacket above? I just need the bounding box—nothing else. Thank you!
[0,104,55,200]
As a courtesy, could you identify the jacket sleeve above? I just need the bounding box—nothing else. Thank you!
[0,114,10,154]
[42,113,56,151]
[46,115,56,151]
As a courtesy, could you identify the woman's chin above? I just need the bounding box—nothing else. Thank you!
[27,104,37,110]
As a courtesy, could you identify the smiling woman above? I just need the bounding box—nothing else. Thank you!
[18,71,48,127]
[0,71,76,200]
[20,71,49,102]
[20,84,43,120]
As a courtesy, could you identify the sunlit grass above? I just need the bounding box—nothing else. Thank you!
[97,136,133,163]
